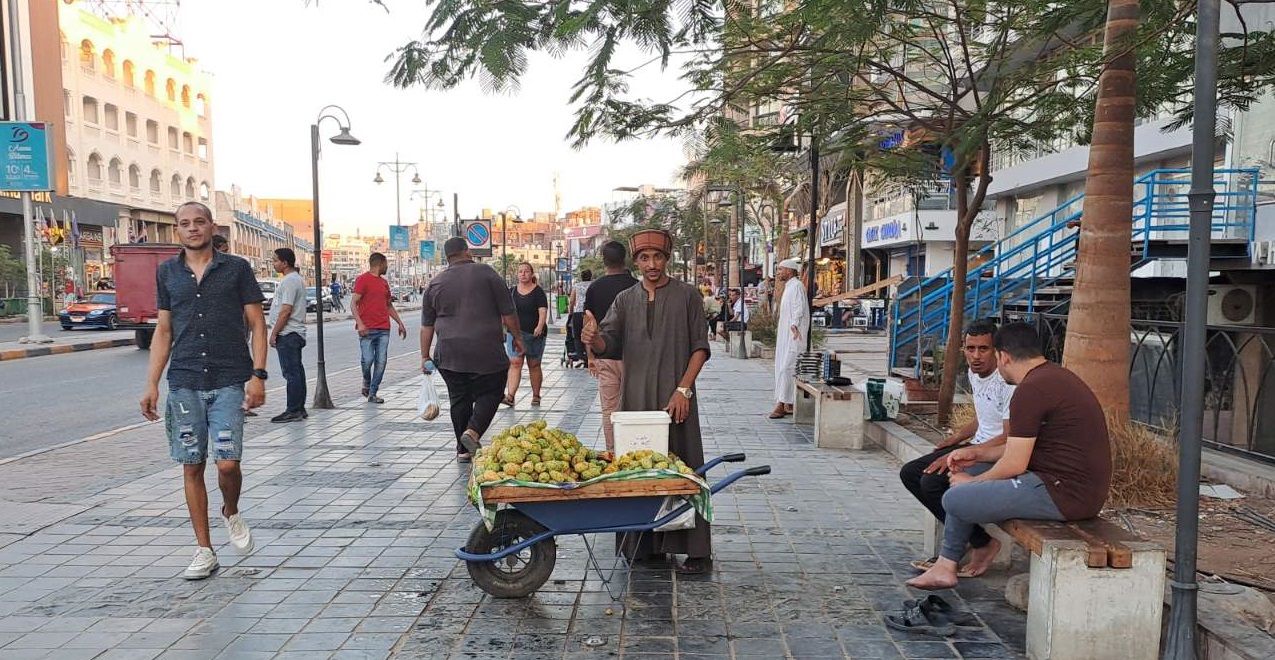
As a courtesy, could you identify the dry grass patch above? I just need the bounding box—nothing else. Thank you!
[1107,411,1179,509]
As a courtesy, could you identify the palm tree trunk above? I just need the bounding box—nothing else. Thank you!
[1060,0,1138,415]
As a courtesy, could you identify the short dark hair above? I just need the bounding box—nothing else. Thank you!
[369,252,387,267]
[443,237,468,257]
[601,241,626,268]
[274,248,296,268]
[993,322,1044,360]
[965,320,998,339]
[581,269,593,281]
[176,201,213,221]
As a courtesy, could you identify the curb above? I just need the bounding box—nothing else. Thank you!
[0,337,135,362]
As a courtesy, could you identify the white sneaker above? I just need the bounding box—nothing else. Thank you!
[223,512,254,554]
[184,547,219,580]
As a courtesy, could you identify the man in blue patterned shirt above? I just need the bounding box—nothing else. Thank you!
[141,201,267,580]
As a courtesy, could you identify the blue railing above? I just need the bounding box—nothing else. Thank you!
[888,168,1260,376]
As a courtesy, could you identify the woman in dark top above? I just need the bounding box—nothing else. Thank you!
[504,262,549,407]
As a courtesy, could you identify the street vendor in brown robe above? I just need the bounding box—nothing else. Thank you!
[581,228,714,575]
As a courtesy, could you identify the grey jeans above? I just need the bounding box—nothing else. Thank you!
[939,471,1065,562]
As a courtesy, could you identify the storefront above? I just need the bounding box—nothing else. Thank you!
[815,202,847,297]
[0,192,124,294]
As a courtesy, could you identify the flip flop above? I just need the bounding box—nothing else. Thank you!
[501,396,515,408]
[456,452,472,463]
[531,397,541,406]
[909,557,939,572]
[885,602,955,636]
[903,595,982,629]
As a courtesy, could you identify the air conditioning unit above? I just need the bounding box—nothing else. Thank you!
[1207,285,1258,326]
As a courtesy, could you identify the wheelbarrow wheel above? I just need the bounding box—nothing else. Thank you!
[465,509,556,598]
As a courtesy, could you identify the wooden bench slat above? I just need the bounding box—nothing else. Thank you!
[1001,519,1108,568]
[1062,519,1138,569]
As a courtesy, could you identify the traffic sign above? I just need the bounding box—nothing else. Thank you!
[0,122,52,191]
[463,219,492,257]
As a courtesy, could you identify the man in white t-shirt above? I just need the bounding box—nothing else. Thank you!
[267,248,308,423]
[899,320,1013,577]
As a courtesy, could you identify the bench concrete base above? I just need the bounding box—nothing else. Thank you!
[792,382,865,450]
[1026,539,1166,660]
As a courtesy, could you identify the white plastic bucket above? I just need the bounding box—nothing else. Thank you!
[611,410,671,456]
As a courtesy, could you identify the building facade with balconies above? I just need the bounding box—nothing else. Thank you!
[58,1,214,246]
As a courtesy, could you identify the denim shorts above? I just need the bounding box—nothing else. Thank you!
[165,384,246,464]
[506,331,547,360]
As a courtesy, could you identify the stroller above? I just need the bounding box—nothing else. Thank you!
[561,313,588,369]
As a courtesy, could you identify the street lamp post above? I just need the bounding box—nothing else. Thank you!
[374,155,422,284]
[310,105,362,410]
[500,206,523,284]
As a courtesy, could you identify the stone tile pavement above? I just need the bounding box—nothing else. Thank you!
[0,335,1027,659]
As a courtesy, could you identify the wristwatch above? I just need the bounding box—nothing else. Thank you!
[676,386,694,400]
[251,369,269,380]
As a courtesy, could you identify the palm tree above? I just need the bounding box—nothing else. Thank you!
[1060,0,1139,415]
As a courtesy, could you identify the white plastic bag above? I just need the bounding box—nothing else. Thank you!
[653,496,697,531]
[417,374,440,420]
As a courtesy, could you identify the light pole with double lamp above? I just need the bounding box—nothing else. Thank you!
[310,105,362,409]
[373,155,422,284]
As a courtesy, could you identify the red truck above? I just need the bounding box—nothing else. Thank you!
[109,243,181,349]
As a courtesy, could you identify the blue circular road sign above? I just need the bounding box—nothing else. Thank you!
[466,223,490,247]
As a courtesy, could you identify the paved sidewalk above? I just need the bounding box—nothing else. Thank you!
[0,342,1027,659]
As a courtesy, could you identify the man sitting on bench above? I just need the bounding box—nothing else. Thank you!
[908,322,1110,590]
[899,320,1013,578]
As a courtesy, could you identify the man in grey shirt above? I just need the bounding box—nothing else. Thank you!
[420,237,524,461]
[268,248,308,422]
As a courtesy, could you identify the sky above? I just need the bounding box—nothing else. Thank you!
[176,0,693,237]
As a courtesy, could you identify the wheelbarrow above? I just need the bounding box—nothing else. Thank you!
[456,452,771,598]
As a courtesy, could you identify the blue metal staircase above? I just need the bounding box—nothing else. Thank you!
[888,168,1261,376]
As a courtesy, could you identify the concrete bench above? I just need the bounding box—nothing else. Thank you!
[792,378,864,450]
[999,517,1166,660]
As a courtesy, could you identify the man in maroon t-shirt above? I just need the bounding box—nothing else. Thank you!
[351,252,407,403]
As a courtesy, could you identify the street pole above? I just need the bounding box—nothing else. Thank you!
[8,0,51,343]
[501,213,508,283]
[453,192,460,236]
[310,123,334,409]
[806,138,819,352]
[1163,1,1219,657]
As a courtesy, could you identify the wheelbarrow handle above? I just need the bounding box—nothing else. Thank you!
[696,453,747,476]
[708,465,771,495]
[744,466,771,477]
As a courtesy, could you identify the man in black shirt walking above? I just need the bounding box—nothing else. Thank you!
[141,201,267,580]
[421,238,524,461]
[582,240,638,451]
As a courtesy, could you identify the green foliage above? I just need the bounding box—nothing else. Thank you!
[0,244,25,297]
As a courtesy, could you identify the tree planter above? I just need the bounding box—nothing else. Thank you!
[904,378,940,402]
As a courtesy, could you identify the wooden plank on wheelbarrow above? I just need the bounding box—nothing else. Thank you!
[481,478,700,503]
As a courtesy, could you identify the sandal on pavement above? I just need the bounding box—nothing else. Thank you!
[885,602,955,636]
[674,558,713,575]
[456,452,472,463]
[531,397,541,406]
[902,595,982,629]
[501,395,515,408]
[768,409,789,419]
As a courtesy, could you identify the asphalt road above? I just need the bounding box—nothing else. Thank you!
[0,313,425,460]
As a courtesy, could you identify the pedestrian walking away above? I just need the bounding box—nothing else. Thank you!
[770,258,808,418]
[351,252,408,403]
[421,237,524,461]
[581,228,713,575]
[504,262,549,407]
[139,201,265,580]
[268,248,308,423]
[898,321,1013,577]
[567,269,593,367]
[581,240,638,452]
[330,276,345,313]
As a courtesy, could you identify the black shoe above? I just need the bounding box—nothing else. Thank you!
[300,409,309,419]
[368,395,385,404]
[270,411,302,423]
[361,385,369,397]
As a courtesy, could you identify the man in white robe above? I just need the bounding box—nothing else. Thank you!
[771,258,808,418]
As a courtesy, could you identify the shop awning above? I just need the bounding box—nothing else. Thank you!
[814,274,903,306]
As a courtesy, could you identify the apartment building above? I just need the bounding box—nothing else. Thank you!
[58,0,214,249]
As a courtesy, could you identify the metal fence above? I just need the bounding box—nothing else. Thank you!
[1037,313,1275,465]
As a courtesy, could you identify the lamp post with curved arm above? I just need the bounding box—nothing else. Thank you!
[310,105,361,409]
[374,156,422,285]
[499,205,524,284]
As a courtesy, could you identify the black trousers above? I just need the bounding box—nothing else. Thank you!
[438,369,506,453]
[568,312,587,362]
[898,444,992,550]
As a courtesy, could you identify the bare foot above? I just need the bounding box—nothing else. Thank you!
[960,537,1001,578]
[906,558,960,590]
